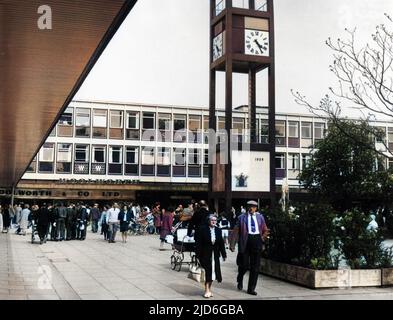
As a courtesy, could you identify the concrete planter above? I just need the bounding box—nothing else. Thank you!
[382,268,393,286]
[260,258,383,289]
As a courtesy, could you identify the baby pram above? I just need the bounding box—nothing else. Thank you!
[167,222,196,272]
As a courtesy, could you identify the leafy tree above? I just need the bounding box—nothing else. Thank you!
[299,119,392,210]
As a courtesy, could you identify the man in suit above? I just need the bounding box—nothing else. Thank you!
[229,200,269,296]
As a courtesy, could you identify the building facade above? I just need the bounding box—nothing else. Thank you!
[2,99,391,206]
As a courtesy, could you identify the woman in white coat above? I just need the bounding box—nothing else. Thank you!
[19,204,31,236]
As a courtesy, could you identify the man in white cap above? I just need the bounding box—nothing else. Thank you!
[229,200,269,296]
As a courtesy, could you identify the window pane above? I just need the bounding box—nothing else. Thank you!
[57,144,72,162]
[301,122,312,138]
[110,146,122,163]
[39,143,54,162]
[59,107,73,125]
[288,154,300,169]
[126,147,139,164]
[110,111,123,128]
[314,123,325,139]
[189,115,201,131]
[127,112,139,129]
[288,121,299,138]
[174,148,186,165]
[76,108,90,126]
[142,148,155,165]
[75,145,88,162]
[93,109,107,127]
[275,121,285,137]
[93,147,105,163]
[157,148,170,165]
[158,113,171,130]
[143,112,155,129]
[174,114,186,131]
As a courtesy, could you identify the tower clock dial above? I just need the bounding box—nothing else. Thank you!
[244,29,269,56]
[213,33,223,61]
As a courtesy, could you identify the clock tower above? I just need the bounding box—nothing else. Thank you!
[208,0,276,213]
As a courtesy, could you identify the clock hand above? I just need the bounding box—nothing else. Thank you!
[254,39,263,52]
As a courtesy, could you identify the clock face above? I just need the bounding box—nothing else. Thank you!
[244,29,269,56]
[213,33,223,61]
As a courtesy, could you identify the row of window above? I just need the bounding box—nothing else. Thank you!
[27,143,209,178]
[54,107,329,147]
[274,153,392,180]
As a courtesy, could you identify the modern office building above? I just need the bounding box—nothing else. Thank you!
[1,99,391,206]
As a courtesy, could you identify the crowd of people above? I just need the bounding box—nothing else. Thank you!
[0,199,270,298]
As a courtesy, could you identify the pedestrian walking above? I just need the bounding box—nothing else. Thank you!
[199,214,227,298]
[229,200,269,296]
[187,200,211,260]
[19,204,30,236]
[76,203,88,240]
[100,205,109,240]
[56,203,67,241]
[159,207,174,250]
[107,203,120,243]
[90,203,100,233]
[37,204,50,244]
[119,204,132,243]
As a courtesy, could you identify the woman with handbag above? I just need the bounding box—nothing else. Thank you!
[199,214,227,298]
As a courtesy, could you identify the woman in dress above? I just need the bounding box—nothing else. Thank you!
[199,214,227,298]
[159,207,174,250]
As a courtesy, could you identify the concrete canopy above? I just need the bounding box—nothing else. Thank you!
[0,0,137,187]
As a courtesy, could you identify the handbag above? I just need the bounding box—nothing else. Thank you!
[188,262,205,283]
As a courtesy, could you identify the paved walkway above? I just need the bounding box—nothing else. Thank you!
[1,228,393,300]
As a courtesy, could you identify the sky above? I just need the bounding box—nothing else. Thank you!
[75,0,393,116]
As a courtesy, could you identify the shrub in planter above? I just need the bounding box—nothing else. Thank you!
[264,203,338,269]
[335,208,386,269]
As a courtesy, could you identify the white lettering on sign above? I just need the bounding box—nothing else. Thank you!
[37,5,52,30]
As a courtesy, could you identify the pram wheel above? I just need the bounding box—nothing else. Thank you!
[175,256,182,272]
[170,255,176,270]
